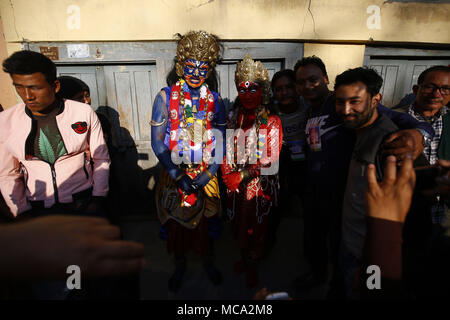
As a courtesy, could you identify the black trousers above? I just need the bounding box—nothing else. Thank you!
[266,147,307,248]
[302,183,343,279]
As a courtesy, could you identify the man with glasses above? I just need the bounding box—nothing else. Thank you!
[394,65,450,234]
[395,66,450,165]
[393,66,450,298]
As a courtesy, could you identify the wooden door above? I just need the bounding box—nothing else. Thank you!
[57,65,106,110]
[365,58,450,107]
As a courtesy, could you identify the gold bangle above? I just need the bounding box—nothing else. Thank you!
[204,169,214,179]
[175,173,185,182]
[240,169,250,181]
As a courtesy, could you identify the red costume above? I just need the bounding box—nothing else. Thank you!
[221,54,282,287]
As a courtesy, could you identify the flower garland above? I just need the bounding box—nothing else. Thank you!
[168,79,216,173]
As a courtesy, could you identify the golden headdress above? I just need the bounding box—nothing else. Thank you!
[235,53,270,104]
[176,30,220,78]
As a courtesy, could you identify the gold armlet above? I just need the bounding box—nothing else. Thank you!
[150,118,167,127]
[240,169,250,181]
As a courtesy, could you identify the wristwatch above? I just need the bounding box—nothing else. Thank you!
[416,128,432,148]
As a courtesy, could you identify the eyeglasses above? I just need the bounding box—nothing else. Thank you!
[420,84,450,96]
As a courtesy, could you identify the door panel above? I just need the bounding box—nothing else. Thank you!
[104,65,157,145]
[381,65,400,107]
[103,65,158,168]
[57,66,104,109]
[134,70,154,142]
[110,70,136,138]
[365,58,450,108]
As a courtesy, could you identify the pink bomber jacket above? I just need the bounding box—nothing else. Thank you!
[0,99,111,216]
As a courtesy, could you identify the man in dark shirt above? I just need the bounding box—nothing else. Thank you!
[293,56,433,296]
[335,67,398,299]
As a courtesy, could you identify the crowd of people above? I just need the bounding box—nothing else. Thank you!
[0,30,449,300]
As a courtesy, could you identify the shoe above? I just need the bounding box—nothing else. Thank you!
[246,266,259,288]
[168,265,186,293]
[233,259,246,274]
[204,263,223,286]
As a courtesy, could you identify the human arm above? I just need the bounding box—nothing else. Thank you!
[88,108,111,197]
[85,108,111,214]
[378,104,434,137]
[361,155,415,298]
[378,105,434,161]
[0,215,146,280]
[150,91,195,193]
[0,142,31,217]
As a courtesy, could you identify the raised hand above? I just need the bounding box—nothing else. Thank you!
[365,155,416,223]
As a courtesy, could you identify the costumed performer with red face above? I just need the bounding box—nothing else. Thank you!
[221,54,283,288]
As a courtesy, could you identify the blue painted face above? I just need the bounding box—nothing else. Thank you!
[183,59,210,88]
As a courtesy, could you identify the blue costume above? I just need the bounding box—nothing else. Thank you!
[150,31,226,292]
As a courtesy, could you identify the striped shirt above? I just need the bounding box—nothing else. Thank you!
[407,104,448,165]
[407,104,449,225]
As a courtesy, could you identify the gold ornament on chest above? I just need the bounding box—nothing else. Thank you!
[189,121,205,143]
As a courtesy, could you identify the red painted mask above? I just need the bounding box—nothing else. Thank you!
[237,81,262,110]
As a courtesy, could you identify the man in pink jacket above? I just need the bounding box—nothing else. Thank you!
[0,50,110,218]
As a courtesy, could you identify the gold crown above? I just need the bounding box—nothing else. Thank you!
[235,53,270,104]
[176,30,220,78]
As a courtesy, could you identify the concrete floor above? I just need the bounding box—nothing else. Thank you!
[120,196,329,300]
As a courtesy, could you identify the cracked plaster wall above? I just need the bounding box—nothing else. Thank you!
[0,0,448,45]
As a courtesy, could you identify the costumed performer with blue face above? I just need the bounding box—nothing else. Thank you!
[151,31,227,293]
